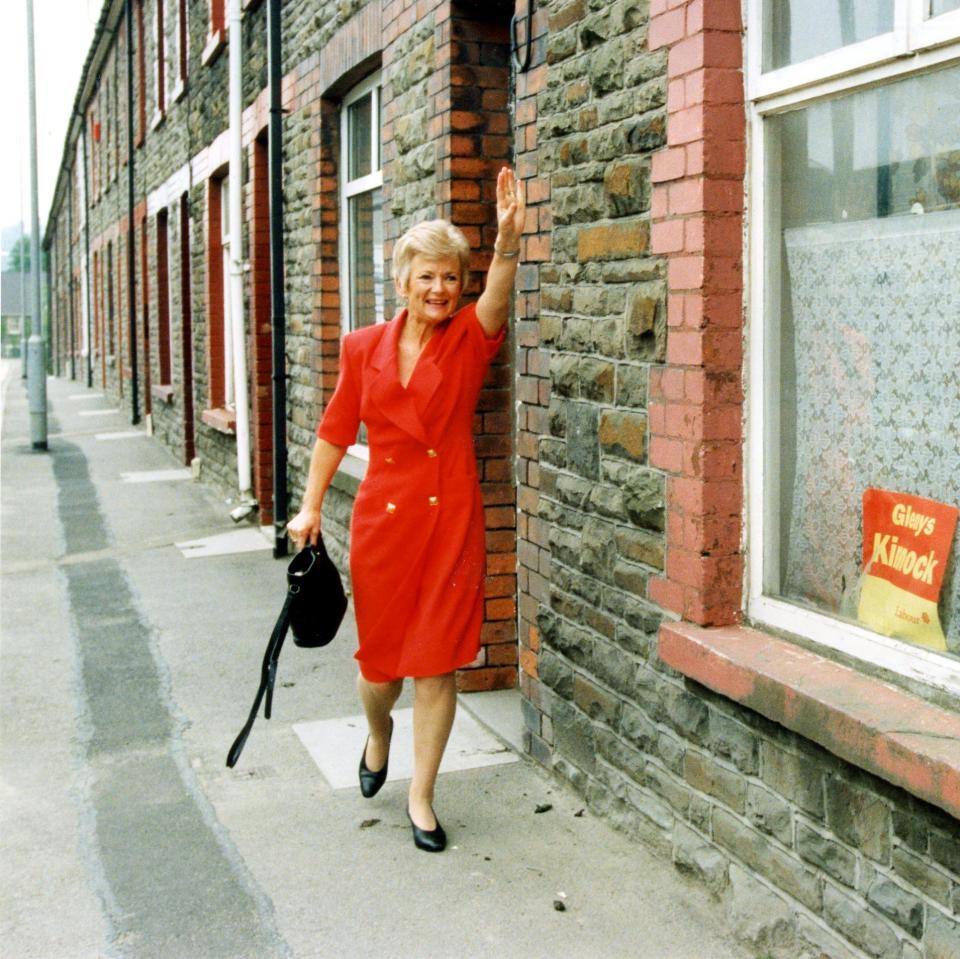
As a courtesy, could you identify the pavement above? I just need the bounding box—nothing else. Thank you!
[0,359,749,959]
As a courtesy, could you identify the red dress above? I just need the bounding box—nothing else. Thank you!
[317,303,505,682]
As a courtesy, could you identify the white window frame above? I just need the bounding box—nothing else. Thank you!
[746,0,960,697]
[747,0,960,100]
[339,71,383,462]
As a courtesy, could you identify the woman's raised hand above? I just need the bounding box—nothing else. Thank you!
[495,167,526,253]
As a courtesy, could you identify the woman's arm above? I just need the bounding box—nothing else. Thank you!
[285,438,347,548]
[476,167,527,337]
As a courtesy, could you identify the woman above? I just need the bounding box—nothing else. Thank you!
[286,167,525,852]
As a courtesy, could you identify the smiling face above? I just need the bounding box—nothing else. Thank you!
[398,254,463,327]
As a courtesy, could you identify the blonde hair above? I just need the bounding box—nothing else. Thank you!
[393,219,471,292]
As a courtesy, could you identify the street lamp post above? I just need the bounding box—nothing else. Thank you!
[25,0,48,450]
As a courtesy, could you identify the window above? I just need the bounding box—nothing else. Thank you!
[205,174,233,416]
[748,0,960,693]
[340,73,384,334]
[156,209,172,385]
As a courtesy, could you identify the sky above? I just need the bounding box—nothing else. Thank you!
[1,0,103,246]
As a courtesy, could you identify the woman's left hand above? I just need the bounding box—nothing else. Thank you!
[495,167,526,252]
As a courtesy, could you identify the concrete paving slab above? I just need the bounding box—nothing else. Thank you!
[294,707,518,789]
[120,468,193,483]
[95,429,147,440]
[175,527,274,558]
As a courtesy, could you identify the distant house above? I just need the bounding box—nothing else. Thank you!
[0,270,30,358]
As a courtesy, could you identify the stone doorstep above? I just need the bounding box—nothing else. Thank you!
[659,622,960,821]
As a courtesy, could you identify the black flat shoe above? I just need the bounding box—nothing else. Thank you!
[407,807,447,853]
[358,717,393,799]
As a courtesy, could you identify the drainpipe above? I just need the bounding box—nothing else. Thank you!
[228,0,254,517]
[126,0,140,424]
[67,177,76,380]
[267,0,288,558]
[80,125,93,388]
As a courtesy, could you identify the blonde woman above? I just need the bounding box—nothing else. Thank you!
[287,167,525,851]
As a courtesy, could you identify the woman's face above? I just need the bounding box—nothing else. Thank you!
[399,254,463,326]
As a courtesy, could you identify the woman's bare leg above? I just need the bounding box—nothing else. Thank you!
[356,674,403,771]
[409,673,457,829]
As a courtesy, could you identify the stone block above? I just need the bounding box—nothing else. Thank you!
[666,687,710,746]
[707,711,760,775]
[566,401,600,479]
[796,914,862,959]
[588,483,627,521]
[724,864,799,958]
[673,821,729,894]
[746,784,793,845]
[865,876,924,939]
[599,409,647,461]
[552,698,597,775]
[577,220,649,262]
[796,820,857,887]
[539,649,574,699]
[825,776,892,864]
[925,909,960,959]
[574,674,622,727]
[891,844,952,906]
[761,741,825,820]
[550,353,581,398]
[623,778,675,831]
[590,42,624,95]
[604,156,651,216]
[603,460,665,531]
[579,357,616,403]
[596,727,645,782]
[822,884,900,959]
[613,558,649,596]
[657,728,686,775]
[684,751,746,814]
[614,527,664,569]
[929,827,960,875]
[713,809,822,913]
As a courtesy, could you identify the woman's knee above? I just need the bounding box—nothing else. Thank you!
[414,672,455,701]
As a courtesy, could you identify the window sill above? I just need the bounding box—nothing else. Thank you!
[658,622,960,821]
[170,79,186,104]
[242,0,263,10]
[151,383,175,405]
[201,407,236,434]
[201,29,226,67]
[150,109,166,132]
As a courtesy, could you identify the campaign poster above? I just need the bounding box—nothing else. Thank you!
[858,488,958,651]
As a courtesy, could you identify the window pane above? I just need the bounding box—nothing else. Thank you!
[765,65,960,656]
[348,188,384,330]
[348,93,372,181]
[931,0,960,14]
[763,0,894,71]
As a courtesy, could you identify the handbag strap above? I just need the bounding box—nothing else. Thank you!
[225,589,296,768]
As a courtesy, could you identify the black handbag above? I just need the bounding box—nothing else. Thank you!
[226,540,347,767]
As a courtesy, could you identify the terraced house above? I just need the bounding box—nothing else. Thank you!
[44,1,960,956]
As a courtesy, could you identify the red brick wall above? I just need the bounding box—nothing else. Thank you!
[647,0,745,627]
[512,0,550,703]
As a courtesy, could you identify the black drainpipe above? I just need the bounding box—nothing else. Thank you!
[126,0,140,424]
[67,175,76,380]
[268,0,288,558]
